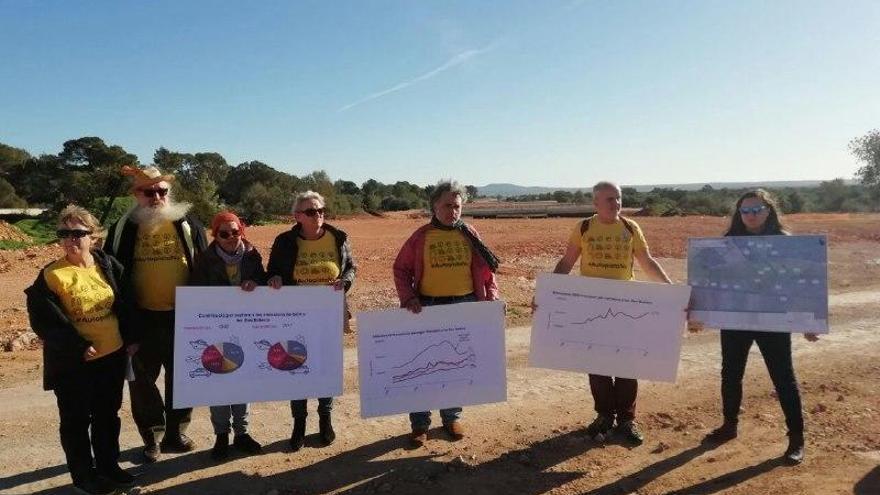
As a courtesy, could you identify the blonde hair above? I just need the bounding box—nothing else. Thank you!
[57,204,105,240]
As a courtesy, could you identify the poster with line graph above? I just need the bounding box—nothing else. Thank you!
[529,273,691,382]
[357,301,506,418]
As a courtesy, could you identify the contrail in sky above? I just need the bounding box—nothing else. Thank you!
[337,43,497,113]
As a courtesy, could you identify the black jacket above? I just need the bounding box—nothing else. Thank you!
[24,250,132,390]
[190,240,268,287]
[266,223,356,291]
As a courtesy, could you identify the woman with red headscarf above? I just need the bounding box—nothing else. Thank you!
[190,211,267,461]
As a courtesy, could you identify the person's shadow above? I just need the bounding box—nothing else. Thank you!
[144,427,604,495]
[854,465,880,495]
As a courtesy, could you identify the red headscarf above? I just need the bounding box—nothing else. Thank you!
[211,211,246,239]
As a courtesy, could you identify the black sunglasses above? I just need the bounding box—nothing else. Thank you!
[57,229,92,239]
[217,229,241,240]
[298,207,325,217]
[140,188,169,198]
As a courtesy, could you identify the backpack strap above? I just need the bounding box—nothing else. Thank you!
[579,216,592,236]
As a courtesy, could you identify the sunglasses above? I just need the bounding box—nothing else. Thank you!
[298,207,325,217]
[57,229,92,239]
[217,229,241,240]
[739,205,768,215]
[140,188,169,198]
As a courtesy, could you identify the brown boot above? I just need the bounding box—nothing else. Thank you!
[444,421,465,441]
[409,427,428,447]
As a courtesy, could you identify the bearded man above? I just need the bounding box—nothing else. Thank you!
[104,166,208,462]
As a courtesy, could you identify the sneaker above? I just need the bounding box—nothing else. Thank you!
[784,438,805,465]
[704,422,738,444]
[319,415,336,446]
[160,433,195,453]
[443,421,465,441]
[97,465,135,487]
[211,434,230,461]
[233,433,263,455]
[585,415,614,441]
[142,443,160,463]
[409,427,428,447]
[290,417,306,452]
[73,475,119,495]
[616,420,645,445]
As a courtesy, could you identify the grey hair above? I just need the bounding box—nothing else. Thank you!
[592,181,621,195]
[57,204,106,240]
[429,179,468,212]
[292,190,326,213]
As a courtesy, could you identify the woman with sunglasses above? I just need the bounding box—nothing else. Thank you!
[25,205,135,495]
[190,211,266,461]
[267,190,356,452]
[698,189,818,465]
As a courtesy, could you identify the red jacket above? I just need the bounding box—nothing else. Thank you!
[393,223,499,306]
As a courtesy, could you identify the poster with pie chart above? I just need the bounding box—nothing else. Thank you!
[173,286,344,408]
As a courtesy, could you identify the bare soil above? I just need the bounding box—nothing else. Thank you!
[0,213,878,494]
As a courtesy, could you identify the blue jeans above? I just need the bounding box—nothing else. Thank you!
[408,293,476,430]
[209,403,249,436]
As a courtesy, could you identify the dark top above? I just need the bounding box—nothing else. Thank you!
[24,249,132,390]
[190,240,268,287]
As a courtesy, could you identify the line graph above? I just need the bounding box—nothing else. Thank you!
[548,308,659,331]
[390,340,476,383]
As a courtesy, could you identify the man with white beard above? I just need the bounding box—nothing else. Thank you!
[104,166,208,463]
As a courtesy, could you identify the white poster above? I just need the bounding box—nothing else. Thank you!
[356,301,507,418]
[172,286,343,408]
[687,235,829,333]
[529,273,691,382]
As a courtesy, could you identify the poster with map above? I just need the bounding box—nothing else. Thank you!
[172,286,344,408]
[687,235,828,333]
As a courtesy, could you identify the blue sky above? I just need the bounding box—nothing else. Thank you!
[1,1,878,188]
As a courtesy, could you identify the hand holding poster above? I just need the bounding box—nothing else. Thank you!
[173,286,343,408]
[529,273,691,382]
[357,301,506,418]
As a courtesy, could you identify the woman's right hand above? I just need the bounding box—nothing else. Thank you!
[404,298,422,314]
[687,320,705,333]
[83,346,98,360]
[267,275,283,290]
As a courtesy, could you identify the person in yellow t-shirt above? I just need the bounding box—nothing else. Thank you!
[549,181,673,446]
[25,205,135,493]
[267,191,357,453]
[393,180,500,447]
[103,166,208,463]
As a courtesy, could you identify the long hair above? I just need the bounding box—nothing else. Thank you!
[725,189,787,236]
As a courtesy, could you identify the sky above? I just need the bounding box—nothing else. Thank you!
[1,1,878,188]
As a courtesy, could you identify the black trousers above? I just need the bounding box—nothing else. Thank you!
[54,349,125,483]
[720,330,804,438]
[588,374,638,423]
[129,309,192,445]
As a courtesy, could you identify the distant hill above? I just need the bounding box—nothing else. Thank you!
[478,180,857,197]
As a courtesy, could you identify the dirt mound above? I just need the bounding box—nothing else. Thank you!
[0,221,31,243]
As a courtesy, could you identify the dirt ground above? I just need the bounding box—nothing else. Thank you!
[0,213,878,494]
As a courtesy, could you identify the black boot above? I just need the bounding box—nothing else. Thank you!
[211,434,229,461]
[703,421,738,444]
[290,417,306,452]
[784,432,805,465]
[319,414,336,446]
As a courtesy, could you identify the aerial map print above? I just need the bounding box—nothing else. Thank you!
[687,235,828,333]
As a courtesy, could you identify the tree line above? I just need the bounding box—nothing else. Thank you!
[1,129,878,224]
[0,137,477,225]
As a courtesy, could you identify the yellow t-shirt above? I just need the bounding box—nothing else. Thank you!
[294,232,341,285]
[225,263,241,286]
[568,216,648,281]
[420,228,473,297]
[44,259,123,360]
[131,221,189,311]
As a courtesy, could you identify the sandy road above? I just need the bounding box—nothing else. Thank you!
[1,291,878,495]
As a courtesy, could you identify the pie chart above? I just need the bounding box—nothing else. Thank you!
[201,342,245,374]
[267,340,308,371]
